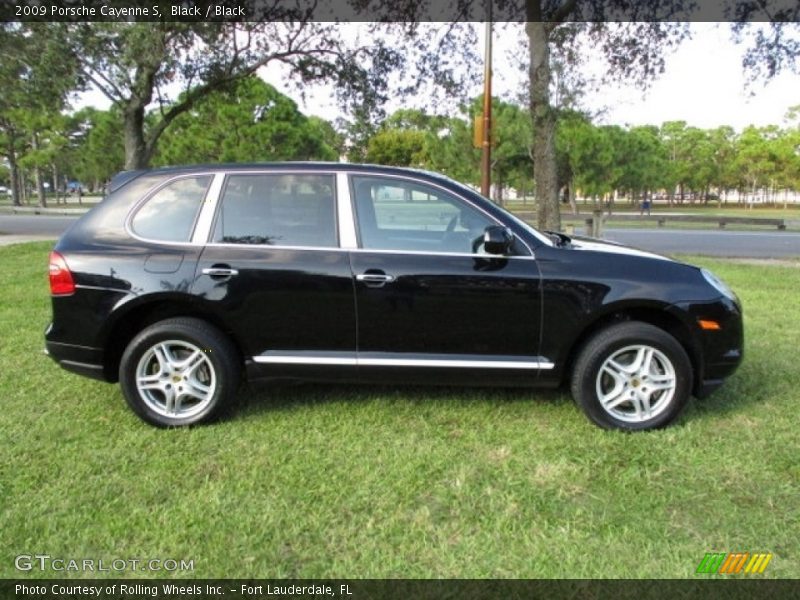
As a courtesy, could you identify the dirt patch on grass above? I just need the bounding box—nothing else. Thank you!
[726,258,800,268]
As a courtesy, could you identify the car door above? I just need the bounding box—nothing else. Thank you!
[348,173,545,385]
[192,171,357,379]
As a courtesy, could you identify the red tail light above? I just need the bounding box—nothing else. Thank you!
[49,251,75,296]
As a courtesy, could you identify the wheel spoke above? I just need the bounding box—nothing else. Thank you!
[177,350,204,373]
[602,362,627,383]
[151,344,171,373]
[138,379,162,392]
[630,394,644,419]
[603,392,631,410]
[183,378,210,401]
[639,348,655,376]
[648,380,675,393]
[609,357,636,375]
[161,343,186,371]
[639,392,652,419]
[163,386,177,414]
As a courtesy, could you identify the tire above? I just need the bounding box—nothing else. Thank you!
[570,321,692,431]
[119,317,240,427]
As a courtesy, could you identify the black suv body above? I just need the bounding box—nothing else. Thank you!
[46,163,743,429]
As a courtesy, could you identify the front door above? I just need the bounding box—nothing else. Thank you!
[348,174,544,385]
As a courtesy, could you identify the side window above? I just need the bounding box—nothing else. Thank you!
[131,176,211,242]
[213,174,337,247]
[351,176,494,253]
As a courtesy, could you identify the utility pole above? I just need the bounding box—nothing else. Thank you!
[480,4,493,198]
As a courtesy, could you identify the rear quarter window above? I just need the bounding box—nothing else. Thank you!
[131,176,212,242]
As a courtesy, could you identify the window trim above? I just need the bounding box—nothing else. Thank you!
[126,172,219,247]
[206,170,341,250]
[347,171,534,258]
[123,167,535,260]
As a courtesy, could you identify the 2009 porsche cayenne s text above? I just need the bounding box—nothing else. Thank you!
[45,163,743,430]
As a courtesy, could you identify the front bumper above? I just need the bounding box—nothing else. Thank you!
[668,296,743,398]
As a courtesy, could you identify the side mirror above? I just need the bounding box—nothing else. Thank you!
[483,225,514,255]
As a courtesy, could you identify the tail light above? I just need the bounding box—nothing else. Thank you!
[49,251,75,296]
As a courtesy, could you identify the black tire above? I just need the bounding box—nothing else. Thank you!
[119,317,240,427]
[570,321,693,431]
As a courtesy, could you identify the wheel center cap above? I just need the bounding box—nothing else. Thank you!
[172,375,181,383]
[631,378,640,387]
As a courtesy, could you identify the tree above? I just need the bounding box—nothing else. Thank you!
[63,20,409,170]
[616,125,670,204]
[63,108,126,191]
[0,24,78,206]
[522,15,692,230]
[154,77,337,165]
[484,99,534,205]
[365,129,429,166]
[513,1,800,229]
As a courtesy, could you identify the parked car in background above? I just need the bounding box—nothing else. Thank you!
[46,163,743,430]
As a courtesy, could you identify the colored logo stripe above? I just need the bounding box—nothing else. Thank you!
[745,553,773,574]
[696,552,772,574]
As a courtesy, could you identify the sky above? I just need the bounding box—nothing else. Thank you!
[76,22,799,132]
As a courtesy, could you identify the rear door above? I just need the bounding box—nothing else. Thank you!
[192,171,356,378]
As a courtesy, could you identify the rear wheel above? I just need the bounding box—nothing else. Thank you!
[119,317,240,427]
[571,321,692,431]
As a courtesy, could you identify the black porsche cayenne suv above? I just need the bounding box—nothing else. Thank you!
[45,163,743,430]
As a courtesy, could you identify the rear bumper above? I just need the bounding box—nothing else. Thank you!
[44,335,108,382]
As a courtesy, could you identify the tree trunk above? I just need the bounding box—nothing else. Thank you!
[8,148,21,207]
[20,168,28,204]
[52,164,60,204]
[123,102,152,170]
[568,180,577,215]
[34,168,46,208]
[526,20,560,232]
[30,134,47,208]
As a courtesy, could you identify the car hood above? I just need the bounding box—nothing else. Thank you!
[567,235,673,262]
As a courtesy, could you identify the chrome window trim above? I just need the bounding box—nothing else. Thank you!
[192,173,226,244]
[209,170,341,249]
[336,171,358,249]
[345,170,535,258]
[199,241,536,260]
[252,354,554,370]
[121,167,536,260]
[125,172,221,248]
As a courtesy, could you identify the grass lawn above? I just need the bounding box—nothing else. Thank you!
[1,242,798,579]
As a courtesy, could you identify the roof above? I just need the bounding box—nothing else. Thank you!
[109,162,456,193]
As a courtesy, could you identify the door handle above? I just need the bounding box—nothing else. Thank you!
[202,266,239,278]
[356,272,396,285]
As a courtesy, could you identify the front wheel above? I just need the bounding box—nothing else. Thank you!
[571,321,693,431]
[119,317,240,427]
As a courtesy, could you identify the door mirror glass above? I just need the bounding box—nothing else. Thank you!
[483,225,514,255]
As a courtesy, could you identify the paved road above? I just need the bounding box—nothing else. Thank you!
[604,228,800,258]
[0,215,76,237]
[1,214,799,257]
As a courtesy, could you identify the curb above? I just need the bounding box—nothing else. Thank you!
[0,206,91,216]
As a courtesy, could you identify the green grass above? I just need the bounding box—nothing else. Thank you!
[1,242,799,579]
